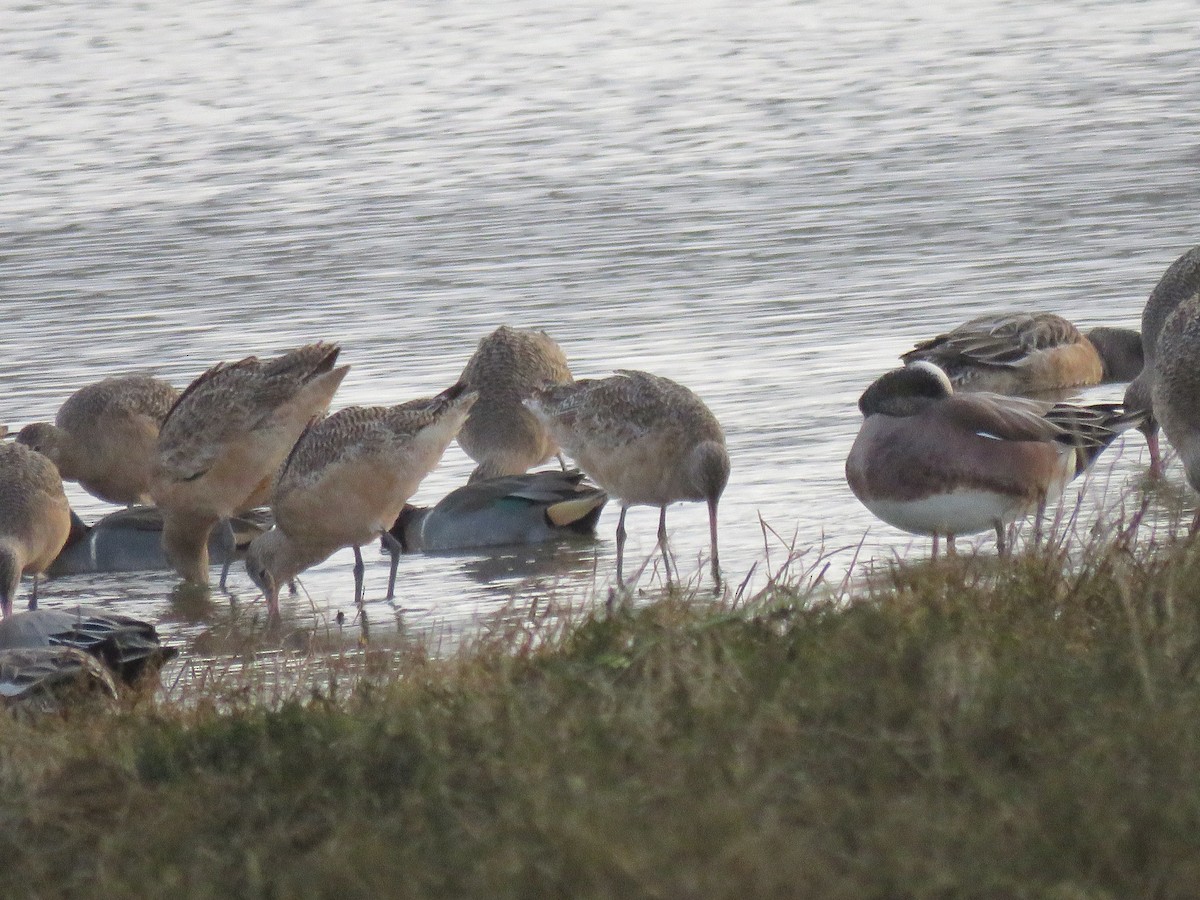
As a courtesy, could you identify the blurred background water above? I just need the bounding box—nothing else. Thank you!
[2,0,1198,654]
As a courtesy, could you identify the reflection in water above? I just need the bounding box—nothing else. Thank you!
[3,0,1198,664]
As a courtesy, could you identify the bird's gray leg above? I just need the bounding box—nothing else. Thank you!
[353,546,365,606]
[615,504,629,590]
[218,518,237,591]
[657,505,673,586]
[381,531,402,601]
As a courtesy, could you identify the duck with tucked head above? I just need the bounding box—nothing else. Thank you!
[0,606,178,685]
[901,311,1142,395]
[47,506,271,578]
[846,361,1144,555]
[389,470,607,553]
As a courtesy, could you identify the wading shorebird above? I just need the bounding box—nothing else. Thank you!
[525,370,730,590]
[1123,245,1200,476]
[456,326,573,482]
[901,312,1142,395]
[0,442,72,617]
[16,374,180,506]
[1148,287,1200,528]
[244,382,478,618]
[151,343,348,589]
[388,469,607,553]
[846,361,1144,555]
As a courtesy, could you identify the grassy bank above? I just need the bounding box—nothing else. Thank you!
[5,530,1200,898]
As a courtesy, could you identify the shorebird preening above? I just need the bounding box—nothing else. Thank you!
[526,369,729,590]
[244,382,477,618]
[0,442,72,617]
[151,342,349,588]
[457,326,573,482]
[16,374,180,506]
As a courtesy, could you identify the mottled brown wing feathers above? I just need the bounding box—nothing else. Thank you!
[903,313,1082,369]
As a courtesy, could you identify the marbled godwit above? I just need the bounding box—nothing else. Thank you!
[151,342,348,588]
[1149,288,1200,528]
[525,370,730,589]
[0,442,72,617]
[846,362,1144,555]
[0,607,178,684]
[1123,245,1200,475]
[244,382,477,618]
[16,374,180,506]
[457,326,573,482]
[47,505,270,577]
[389,469,607,553]
[902,312,1142,395]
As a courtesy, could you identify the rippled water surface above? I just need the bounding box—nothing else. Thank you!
[3,0,1199,655]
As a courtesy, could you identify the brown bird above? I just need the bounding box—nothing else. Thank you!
[16,374,180,506]
[151,343,348,588]
[0,442,72,617]
[525,370,729,589]
[901,312,1142,395]
[1123,245,1200,475]
[1149,288,1200,527]
[457,326,573,482]
[244,382,477,618]
[847,362,1144,555]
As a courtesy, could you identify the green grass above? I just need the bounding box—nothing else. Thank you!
[6,527,1200,897]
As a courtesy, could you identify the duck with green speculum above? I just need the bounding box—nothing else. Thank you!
[388,470,607,553]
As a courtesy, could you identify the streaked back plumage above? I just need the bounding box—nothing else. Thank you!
[457,326,573,481]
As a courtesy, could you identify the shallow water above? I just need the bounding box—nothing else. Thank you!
[3,0,1199,654]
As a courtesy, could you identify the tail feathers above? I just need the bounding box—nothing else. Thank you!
[545,492,607,533]
[1047,402,1147,475]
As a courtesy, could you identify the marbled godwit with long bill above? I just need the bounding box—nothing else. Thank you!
[457,325,573,482]
[525,369,730,590]
[151,342,348,588]
[16,374,180,506]
[0,442,72,616]
[244,382,477,618]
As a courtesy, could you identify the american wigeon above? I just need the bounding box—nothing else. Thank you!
[0,607,178,685]
[1123,245,1200,476]
[525,370,730,589]
[16,374,179,506]
[0,442,72,617]
[47,506,271,578]
[151,343,348,588]
[456,326,574,482]
[389,470,607,553]
[901,312,1142,395]
[1149,287,1200,520]
[244,383,477,618]
[846,362,1143,554]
